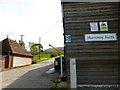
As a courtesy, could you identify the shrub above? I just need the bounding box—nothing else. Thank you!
[50,51,58,58]
[32,60,37,64]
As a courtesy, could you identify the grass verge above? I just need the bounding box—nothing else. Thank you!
[32,54,63,64]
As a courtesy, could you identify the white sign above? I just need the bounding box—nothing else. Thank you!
[90,22,98,31]
[85,33,117,41]
[99,22,108,31]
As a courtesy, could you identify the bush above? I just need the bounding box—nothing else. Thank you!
[50,51,58,58]
[50,54,54,57]
[32,60,38,64]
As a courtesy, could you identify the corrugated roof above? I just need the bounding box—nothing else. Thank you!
[1,38,32,57]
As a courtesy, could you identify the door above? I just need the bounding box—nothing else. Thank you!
[5,56,9,68]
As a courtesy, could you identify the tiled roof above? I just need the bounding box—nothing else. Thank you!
[1,38,32,57]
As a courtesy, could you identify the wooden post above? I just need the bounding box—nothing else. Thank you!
[8,56,11,68]
[8,51,11,68]
[70,58,77,88]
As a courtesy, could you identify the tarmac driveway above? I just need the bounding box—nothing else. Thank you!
[1,58,59,89]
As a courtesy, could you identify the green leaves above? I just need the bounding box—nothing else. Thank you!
[29,42,43,55]
[19,40,25,48]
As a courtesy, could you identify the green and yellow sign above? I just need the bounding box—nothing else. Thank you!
[99,22,108,31]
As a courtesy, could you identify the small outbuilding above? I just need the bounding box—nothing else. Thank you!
[0,37,33,69]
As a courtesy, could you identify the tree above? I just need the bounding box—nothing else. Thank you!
[29,42,43,56]
[19,40,25,48]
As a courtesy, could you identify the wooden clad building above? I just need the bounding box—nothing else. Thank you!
[62,0,120,89]
[0,38,33,70]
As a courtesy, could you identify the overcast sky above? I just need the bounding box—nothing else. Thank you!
[0,0,64,50]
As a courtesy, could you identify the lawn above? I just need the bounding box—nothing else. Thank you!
[32,54,62,64]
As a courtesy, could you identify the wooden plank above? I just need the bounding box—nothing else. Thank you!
[63,2,119,87]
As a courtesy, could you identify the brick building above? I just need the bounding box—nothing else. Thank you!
[0,37,33,70]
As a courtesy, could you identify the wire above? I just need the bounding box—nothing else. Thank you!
[40,21,63,36]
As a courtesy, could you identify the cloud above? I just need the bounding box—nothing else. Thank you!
[0,0,32,16]
[0,0,32,3]
[0,0,64,50]
[4,31,16,36]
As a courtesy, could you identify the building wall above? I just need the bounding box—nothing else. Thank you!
[13,56,32,67]
[1,55,7,70]
[63,2,119,89]
[61,0,120,2]
[2,55,13,68]
[0,55,3,71]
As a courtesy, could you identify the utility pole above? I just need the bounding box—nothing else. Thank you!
[19,35,25,48]
[20,35,24,41]
[7,35,9,38]
[39,37,41,59]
